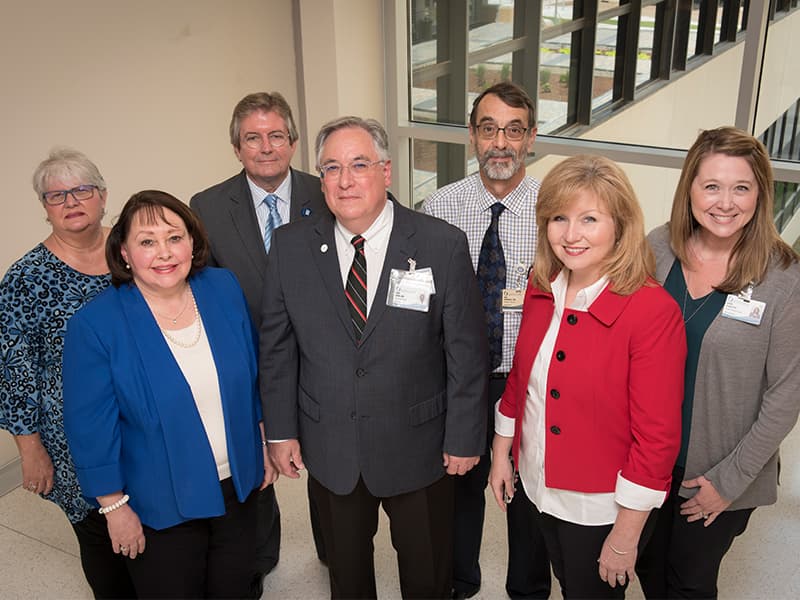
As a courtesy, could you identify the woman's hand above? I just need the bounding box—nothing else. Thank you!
[14,434,54,495]
[488,434,515,511]
[99,494,146,559]
[680,475,731,526]
[261,443,279,489]
[597,507,648,588]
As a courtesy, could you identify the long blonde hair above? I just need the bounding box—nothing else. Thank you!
[670,127,797,292]
[531,155,654,295]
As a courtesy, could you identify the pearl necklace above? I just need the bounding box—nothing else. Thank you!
[161,298,201,348]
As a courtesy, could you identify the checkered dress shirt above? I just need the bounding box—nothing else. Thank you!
[423,173,539,374]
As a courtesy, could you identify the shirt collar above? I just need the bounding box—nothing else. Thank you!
[476,174,533,216]
[334,198,393,247]
[247,170,292,208]
[551,269,610,315]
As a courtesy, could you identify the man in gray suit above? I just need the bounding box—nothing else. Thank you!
[260,116,488,598]
[190,92,329,596]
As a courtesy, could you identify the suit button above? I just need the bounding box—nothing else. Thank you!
[550,389,560,399]
[556,350,566,361]
[567,314,578,325]
[550,425,561,435]
[350,412,356,420]
[356,368,366,377]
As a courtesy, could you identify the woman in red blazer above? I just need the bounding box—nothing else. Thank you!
[489,155,686,598]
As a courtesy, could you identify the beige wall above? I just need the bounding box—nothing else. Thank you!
[0,0,302,472]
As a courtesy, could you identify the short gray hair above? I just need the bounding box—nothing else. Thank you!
[315,116,390,168]
[32,147,107,202]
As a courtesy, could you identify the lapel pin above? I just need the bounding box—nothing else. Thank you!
[302,207,312,217]
[320,244,329,253]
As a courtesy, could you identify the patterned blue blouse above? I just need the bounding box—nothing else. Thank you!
[0,243,110,523]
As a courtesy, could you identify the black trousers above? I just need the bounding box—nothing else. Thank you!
[309,474,454,599]
[71,509,137,599]
[125,478,258,599]
[533,503,656,600]
[254,484,281,575]
[452,374,551,598]
[636,466,754,599]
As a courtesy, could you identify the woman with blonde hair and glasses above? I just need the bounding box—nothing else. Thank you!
[489,154,685,598]
[636,127,800,598]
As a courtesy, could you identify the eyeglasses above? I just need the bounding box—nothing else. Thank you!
[41,184,100,206]
[319,160,385,180]
[475,122,529,141]
[242,131,291,149]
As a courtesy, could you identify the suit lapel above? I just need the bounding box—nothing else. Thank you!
[227,171,267,275]
[360,203,417,345]
[309,215,359,344]
[289,168,321,222]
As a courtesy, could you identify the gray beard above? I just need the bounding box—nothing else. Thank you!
[478,149,523,180]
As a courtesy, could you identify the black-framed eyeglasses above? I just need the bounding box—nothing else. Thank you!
[242,131,291,149]
[475,122,529,141]
[41,185,100,206]
[319,160,385,180]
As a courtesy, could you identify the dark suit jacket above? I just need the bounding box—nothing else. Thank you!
[190,168,328,326]
[259,199,489,497]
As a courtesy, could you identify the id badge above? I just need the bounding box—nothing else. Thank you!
[721,295,765,325]
[387,259,435,312]
[502,261,531,312]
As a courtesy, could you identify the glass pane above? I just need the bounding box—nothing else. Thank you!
[715,0,726,43]
[412,140,468,207]
[538,38,570,133]
[593,18,617,110]
[689,0,702,58]
[637,4,658,86]
[409,0,440,124]
[544,0,578,24]
[468,0,513,52]
[469,60,514,99]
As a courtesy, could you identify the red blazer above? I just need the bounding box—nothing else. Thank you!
[499,279,686,494]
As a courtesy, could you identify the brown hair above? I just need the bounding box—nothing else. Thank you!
[107,190,209,287]
[469,81,536,130]
[531,155,654,295]
[229,92,299,148]
[669,126,797,292]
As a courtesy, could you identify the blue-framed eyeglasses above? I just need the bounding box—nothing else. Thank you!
[41,185,100,206]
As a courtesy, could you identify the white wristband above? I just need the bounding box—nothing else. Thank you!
[98,494,130,515]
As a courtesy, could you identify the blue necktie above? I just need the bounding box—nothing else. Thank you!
[263,194,283,253]
[477,202,506,369]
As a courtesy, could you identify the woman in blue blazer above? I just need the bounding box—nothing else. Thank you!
[63,190,271,599]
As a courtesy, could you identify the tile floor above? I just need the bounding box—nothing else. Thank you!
[2,424,798,599]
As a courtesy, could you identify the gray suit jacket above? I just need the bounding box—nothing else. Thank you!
[190,168,328,326]
[259,199,489,497]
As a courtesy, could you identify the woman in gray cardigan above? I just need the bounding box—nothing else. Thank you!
[636,127,800,598]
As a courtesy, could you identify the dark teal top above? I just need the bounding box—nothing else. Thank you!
[663,259,726,467]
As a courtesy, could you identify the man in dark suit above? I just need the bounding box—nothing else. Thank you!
[260,116,489,598]
[190,92,329,596]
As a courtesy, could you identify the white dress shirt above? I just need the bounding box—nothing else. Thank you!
[334,199,394,316]
[495,270,665,525]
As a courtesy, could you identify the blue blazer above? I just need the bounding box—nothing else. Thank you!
[63,268,263,530]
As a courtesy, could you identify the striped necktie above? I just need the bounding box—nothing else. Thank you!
[345,235,367,342]
[263,194,283,253]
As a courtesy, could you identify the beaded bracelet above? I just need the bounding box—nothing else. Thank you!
[98,494,130,515]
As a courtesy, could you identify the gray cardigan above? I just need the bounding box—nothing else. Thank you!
[649,224,800,510]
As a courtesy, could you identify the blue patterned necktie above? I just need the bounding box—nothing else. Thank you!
[263,194,283,253]
[477,202,506,369]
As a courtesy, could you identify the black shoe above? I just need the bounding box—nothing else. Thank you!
[451,586,480,599]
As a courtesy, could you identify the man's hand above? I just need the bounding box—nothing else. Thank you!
[268,439,305,478]
[442,453,480,476]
